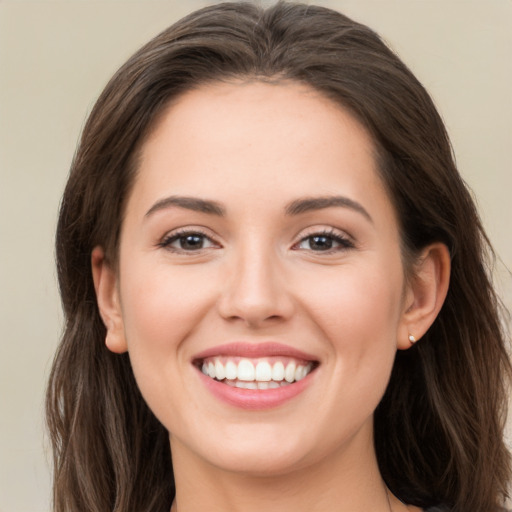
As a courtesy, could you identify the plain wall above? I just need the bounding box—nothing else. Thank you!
[1,1,511,511]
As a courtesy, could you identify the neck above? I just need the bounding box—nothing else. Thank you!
[169,423,410,512]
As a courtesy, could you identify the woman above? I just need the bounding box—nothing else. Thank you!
[46,2,511,511]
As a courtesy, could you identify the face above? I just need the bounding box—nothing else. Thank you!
[105,81,412,476]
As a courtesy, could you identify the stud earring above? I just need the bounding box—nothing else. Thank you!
[408,334,417,344]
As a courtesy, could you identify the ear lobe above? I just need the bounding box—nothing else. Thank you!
[91,246,128,354]
[397,243,451,350]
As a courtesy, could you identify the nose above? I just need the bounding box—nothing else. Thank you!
[217,244,295,328]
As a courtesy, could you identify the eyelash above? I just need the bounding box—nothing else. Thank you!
[158,228,354,254]
[292,229,355,253]
[158,228,219,254]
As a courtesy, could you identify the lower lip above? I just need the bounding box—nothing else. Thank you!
[196,368,314,410]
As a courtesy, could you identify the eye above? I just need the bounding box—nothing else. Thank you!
[159,229,219,253]
[294,230,354,252]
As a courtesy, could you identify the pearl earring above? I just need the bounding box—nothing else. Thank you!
[408,334,416,344]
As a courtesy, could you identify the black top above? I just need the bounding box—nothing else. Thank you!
[425,507,510,512]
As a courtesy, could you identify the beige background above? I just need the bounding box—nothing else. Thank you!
[0,1,511,511]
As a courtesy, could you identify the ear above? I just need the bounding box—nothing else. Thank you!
[91,246,128,354]
[397,243,451,350]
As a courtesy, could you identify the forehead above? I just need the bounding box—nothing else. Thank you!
[145,80,375,160]
[129,80,394,226]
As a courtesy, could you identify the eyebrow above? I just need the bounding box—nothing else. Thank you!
[144,194,372,223]
[285,196,373,223]
[145,196,225,217]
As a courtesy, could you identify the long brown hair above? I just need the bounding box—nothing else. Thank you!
[46,2,511,511]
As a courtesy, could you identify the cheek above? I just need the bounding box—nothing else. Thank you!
[116,261,217,426]
[300,261,404,394]
[119,260,216,357]
[305,263,403,337]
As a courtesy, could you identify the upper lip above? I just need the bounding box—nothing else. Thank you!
[193,342,319,362]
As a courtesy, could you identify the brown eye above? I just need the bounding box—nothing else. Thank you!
[176,234,206,250]
[308,235,335,251]
[160,231,218,252]
[295,232,354,252]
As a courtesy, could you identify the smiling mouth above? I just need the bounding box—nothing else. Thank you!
[196,356,318,389]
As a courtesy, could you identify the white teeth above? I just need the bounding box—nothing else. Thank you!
[200,357,315,386]
[238,359,255,381]
[215,360,225,380]
[295,365,306,381]
[255,361,272,381]
[235,381,258,390]
[225,361,237,380]
[285,362,296,383]
[271,361,285,381]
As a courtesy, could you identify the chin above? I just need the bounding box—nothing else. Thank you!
[173,417,367,478]
[208,446,313,477]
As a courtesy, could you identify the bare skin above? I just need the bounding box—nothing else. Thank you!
[93,81,449,512]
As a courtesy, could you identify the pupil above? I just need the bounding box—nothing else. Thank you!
[310,236,332,250]
[181,235,203,249]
